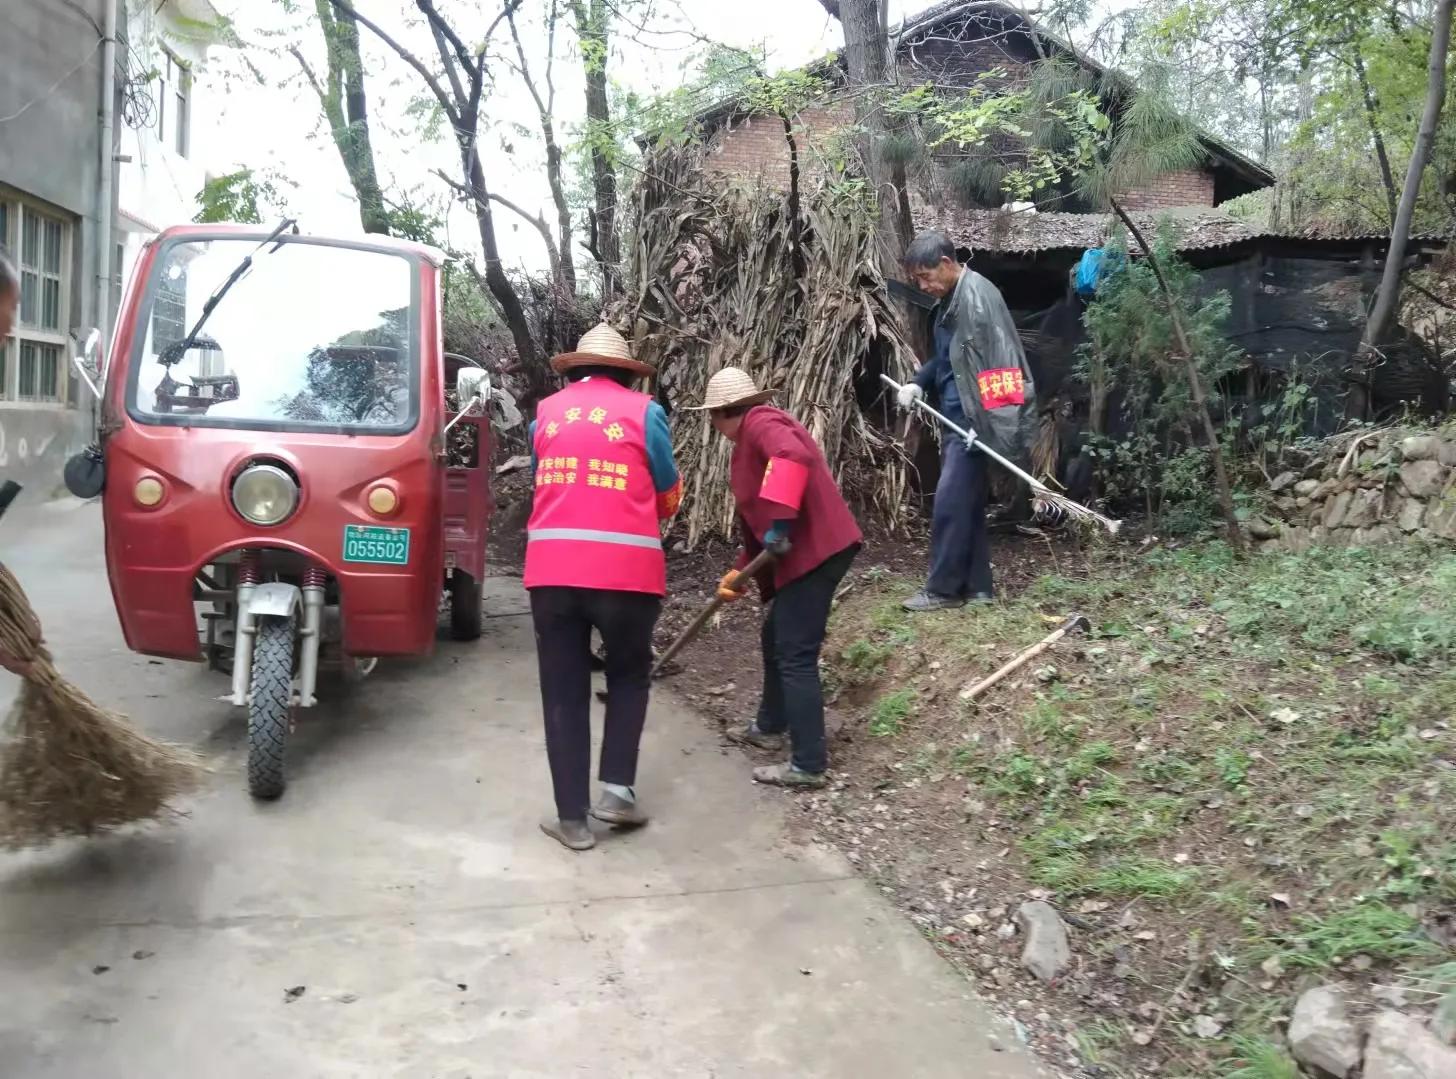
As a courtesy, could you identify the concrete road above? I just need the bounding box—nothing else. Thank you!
[0,502,1042,1078]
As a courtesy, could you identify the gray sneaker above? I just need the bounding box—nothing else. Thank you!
[967,592,995,606]
[540,817,595,851]
[591,790,649,828]
[903,590,965,613]
[727,723,787,751]
[752,762,827,788]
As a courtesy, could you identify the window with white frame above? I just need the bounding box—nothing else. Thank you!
[0,194,72,405]
[157,48,193,158]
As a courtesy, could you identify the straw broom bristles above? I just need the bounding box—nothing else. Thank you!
[0,562,204,849]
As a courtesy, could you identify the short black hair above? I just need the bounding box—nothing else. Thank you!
[566,364,635,388]
[0,247,17,299]
[903,231,957,270]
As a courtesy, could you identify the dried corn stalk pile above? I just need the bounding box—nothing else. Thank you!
[613,145,917,548]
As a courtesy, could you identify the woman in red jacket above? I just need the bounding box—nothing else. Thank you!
[690,368,861,788]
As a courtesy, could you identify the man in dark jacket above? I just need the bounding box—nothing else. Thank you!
[898,231,1037,612]
[690,367,862,789]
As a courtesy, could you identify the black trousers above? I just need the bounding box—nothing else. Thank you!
[927,437,993,599]
[756,544,859,774]
[530,587,661,821]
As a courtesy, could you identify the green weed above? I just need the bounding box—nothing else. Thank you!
[869,690,915,737]
[1270,900,1442,969]
[1216,747,1252,788]
[1219,1037,1301,1079]
[1088,857,1200,899]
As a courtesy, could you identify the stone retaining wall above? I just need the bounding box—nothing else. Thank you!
[1255,431,1456,551]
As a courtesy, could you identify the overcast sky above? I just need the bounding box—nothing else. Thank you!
[195,1,942,275]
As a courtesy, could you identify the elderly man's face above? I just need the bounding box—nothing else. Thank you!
[0,284,16,341]
[908,256,963,299]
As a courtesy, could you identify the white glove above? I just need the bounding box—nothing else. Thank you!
[897,383,924,410]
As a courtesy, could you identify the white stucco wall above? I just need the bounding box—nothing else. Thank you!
[116,0,222,284]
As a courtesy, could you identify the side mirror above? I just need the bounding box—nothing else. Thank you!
[443,367,489,438]
[72,328,103,399]
[456,368,489,412]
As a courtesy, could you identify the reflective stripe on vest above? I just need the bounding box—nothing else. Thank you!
[527,527,662,550]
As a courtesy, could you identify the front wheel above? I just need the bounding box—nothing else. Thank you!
[248,612,296,800]
[448,571,483,641]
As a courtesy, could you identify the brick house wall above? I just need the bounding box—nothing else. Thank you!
[705,103,856,188]
[1117,169,1217,210]
[703,30,1223,211]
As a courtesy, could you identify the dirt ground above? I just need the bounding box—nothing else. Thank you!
[492,479,1456,1079]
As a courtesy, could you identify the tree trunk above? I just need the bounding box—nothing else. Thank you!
[466,147,538,373]
[325,0,542,372]
[507,4,576,299]
[1356,0,1455,414]
[821,0,914,274]
[571,0,620,300]
[311,0,388,235]
[1111,198,1246,554]
[1353,47,1400,227]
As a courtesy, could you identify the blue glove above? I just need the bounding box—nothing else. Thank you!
[763,520,792,557]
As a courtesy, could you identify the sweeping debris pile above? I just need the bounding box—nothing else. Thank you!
[0,563,203,848]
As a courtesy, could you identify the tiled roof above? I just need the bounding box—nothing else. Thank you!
[915,205,1450,255]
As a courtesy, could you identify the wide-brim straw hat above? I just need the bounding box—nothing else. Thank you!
[686,367,776,411]
[551,323,655,377]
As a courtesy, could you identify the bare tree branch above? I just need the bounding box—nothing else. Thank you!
[288,45,327,104]
[417,0,478,80]
[325,0,460,127]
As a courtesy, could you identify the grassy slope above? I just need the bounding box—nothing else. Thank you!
[821,540,1456,1077]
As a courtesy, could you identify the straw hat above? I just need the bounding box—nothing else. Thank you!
[687,367,775,411]
[551,323,655,376]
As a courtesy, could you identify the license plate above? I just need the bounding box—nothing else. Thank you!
[342,524,411,565]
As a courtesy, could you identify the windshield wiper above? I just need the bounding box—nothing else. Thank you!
[162,218,297,366]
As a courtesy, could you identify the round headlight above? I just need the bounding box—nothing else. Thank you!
[232,464,298,526]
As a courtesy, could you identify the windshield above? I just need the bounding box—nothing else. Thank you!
[128,238,419,433]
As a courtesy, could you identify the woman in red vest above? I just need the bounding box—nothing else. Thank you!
[524,325,682,850]
[689,368,861,788]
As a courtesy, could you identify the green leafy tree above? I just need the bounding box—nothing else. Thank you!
[194,169,292,224]
[1079,230,1245,532]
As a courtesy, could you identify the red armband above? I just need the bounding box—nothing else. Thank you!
[656,478,683,520]
[975,367,1027,410]
[759,456,808,511]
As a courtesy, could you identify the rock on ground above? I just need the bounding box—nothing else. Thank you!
[1397,497,1428,532]
[1364,1010,1456,1079]
[1434,990,1456,1046]
[1401,435,1442,461]
[1016,901,1071,985]
[1400,460,1449,500]
[1288,985,1362,1079]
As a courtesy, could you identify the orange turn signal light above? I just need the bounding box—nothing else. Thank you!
[134,477,165,508]
[367,485,399,516]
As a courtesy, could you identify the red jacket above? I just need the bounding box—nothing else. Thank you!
[731,406,861,595]
[524,379,666,595]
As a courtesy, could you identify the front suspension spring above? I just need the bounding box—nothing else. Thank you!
[238,550,260,586]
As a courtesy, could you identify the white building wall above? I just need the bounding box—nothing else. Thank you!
[116,0,222,285]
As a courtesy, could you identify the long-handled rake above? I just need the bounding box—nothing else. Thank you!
[881,374,1120,536]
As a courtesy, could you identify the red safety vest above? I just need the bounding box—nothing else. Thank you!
[523,378,666,595]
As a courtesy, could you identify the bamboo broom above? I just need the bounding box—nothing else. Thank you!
[0,561,204,849]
